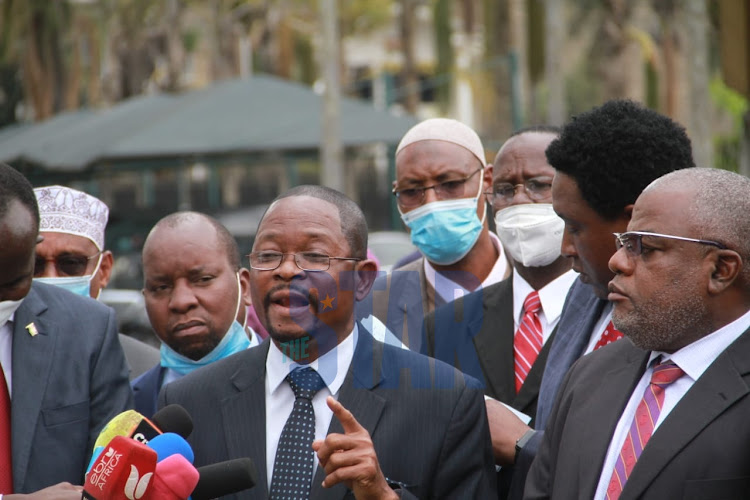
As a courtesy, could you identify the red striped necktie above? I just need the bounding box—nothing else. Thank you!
[514,291,543,393]
[605,360,685,499]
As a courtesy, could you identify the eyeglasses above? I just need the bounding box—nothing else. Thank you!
[486,178,552,208]
[393,167,483,209]
[248,252,362,272]
[613,231,727,257]
[34,252,102,277]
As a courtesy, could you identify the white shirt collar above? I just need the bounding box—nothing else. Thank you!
[649,307,750,382]
[266,323,358,398]
[424,232,510,302]
[512,268,579,325]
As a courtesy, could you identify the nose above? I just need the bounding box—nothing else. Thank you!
[38,259,60,278]
[560,227,577,259]
[422,186,439,204]
[168,279,198,312]
[510,185,533,206]
[608,246,633,275]
[274,253,305,280]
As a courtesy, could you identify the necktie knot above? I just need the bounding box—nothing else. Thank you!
[287,367,325,401]
[650,361,685,388]
[523,291,541,315]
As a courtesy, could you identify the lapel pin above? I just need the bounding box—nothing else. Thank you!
[26,323,38,337]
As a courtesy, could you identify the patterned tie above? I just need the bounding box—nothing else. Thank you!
[0,368,12,493]
[269,367,326,500]
[605,360,685,499]
[594,320,625,351]
[514,291,543,393]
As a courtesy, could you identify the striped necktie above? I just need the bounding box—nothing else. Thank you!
[514,291,543,393]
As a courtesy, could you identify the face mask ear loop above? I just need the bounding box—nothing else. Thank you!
[234,272,247,330]
[89,253,104,299]
[475,166,487,227]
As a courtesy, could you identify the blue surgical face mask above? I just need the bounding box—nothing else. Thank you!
[160,273,251,376]
[400,173,487,265]
[34,254,103,299]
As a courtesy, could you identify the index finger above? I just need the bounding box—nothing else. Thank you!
[327,396,365,434]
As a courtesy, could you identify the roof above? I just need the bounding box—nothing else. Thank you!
[0,74,417,171]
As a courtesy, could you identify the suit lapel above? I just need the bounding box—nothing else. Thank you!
[222,341,270,499]
[10,288,55,491]
[622,329,750,499]
[310,326,386,500]
[471,279,515,401]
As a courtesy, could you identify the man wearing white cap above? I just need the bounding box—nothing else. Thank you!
[0,164,133,493]
[33,185,159,380]
[359,118,511,351]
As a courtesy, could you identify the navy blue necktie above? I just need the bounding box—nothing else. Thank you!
[269,367,326,500]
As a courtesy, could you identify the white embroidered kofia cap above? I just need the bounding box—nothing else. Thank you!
[34,185,109,250]
[396,117,487,165]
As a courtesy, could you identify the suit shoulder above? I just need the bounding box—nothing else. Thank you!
[30,281,113,317]
[380,341,481,391]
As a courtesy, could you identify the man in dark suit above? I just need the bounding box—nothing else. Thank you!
[424,126,576,423]
[482,101,696,499]
[358,118,511,351]
[526,167,750,499]
[132,212,259,418]
[33,185,159,381]
[160,185,497,499]
[0,163,133,494]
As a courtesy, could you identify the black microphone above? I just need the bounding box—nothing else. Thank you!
[190,457,258,500]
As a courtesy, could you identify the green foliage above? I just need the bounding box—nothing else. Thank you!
[710,76,748,172]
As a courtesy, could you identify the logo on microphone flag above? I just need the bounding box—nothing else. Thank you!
[124,465,153,500]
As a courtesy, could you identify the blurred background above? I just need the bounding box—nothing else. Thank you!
[0,0,748,293]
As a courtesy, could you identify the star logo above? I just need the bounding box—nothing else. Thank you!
[320,294,335,311]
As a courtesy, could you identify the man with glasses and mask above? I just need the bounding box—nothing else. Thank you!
[526,167,750,499]
[422,126,578,495]
[132,212,259,418]
[159,185,497,499]
[33,185,159,380]
[0,165,132,494]
[358,118,511,351]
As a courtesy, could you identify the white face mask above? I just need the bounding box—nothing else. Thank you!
[494,203,565,267]
[0,298,24,329]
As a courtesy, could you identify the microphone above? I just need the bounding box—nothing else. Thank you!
[190,458,258,500]
[82,435,157,500]
[147,454,200,500]
[146,432,195,464]
[93,405,193,451]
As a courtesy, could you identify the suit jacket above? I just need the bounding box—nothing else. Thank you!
[525,330,750,500]
[10,281,133,493]
[423,277,557,424]
[356,258,434,352]
[119,333,160,381]
[510,277,605,499]
[159,325,498,499]
[131,364,165,419]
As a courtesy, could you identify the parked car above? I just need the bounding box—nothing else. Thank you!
[367,231,417,273]
[100,288,159,348]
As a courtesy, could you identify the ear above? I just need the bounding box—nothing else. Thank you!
[238,267,252,306]
[354,259,379,301]
[622,204,634,220]
[707,249,743,295]
[95,250,114,289]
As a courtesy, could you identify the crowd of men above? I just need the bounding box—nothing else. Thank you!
[0,98,748,500]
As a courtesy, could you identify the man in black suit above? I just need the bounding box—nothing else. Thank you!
[160,185,496,499]
[526,167,750,499]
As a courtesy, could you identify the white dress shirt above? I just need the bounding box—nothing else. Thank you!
[265,325,358,487]
[425,232,510,303]
[0,315,14,396]
[512,269,579,345]
[593,307,750,499]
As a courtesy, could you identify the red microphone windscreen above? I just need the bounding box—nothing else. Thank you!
[83,435,158,500]
[149,454,200,500]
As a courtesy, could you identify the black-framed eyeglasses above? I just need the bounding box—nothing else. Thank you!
[392,167,483,209]
[486,178,553,208]
[613,231,727,257]
[248,251,362,272]
[34,251,102,277]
